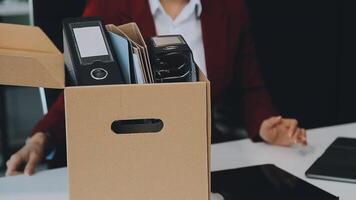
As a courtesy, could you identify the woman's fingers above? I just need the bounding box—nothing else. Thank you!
[5,152,25,176]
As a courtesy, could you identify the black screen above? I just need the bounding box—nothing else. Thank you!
[212,164,338,200]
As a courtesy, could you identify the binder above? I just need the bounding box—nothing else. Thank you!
[306,137,356,183]
[62,17,126,86]
[108,32,134,83]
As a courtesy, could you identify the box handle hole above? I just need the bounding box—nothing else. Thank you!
[111,119,163,134]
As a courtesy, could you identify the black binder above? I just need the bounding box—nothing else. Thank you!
[212,164,338,200]
[63,17,125,86]
[306,137,356,183]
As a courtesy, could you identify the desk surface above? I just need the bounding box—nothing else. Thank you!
[212,123,356,200]
[0,1,29,16]
[1,123,356,200]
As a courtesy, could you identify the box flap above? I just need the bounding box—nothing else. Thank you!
[0,23,64,88]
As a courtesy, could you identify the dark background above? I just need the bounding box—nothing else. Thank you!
[246,0,356,129]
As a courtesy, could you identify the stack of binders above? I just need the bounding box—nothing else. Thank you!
[63,17,197,86]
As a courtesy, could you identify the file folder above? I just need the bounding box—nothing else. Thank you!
[106,23,153,84]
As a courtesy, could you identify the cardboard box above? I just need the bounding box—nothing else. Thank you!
[0,23,211,200]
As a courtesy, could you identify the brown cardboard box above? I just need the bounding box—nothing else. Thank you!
[0,23,210,200]
[0,23,64,88]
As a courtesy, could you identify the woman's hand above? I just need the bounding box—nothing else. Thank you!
[5,132,47,176]
[259,116,307,146]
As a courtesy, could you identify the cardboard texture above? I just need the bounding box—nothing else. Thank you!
[65,82,209,200]
[0,23,64,88]
[0,22,210,200]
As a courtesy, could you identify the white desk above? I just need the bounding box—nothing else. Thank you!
[212,123,356,200]
[0,1,29,16]
[1,123,356,200]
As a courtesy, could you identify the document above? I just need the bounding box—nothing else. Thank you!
[132,48,144,84]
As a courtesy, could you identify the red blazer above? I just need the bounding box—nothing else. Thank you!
[32,0,277,143]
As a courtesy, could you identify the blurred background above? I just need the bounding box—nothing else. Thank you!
[0,0,356,175]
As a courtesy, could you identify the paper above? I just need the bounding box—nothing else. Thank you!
[132,48,144,84]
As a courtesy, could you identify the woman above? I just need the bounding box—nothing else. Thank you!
[6,0,307,176]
